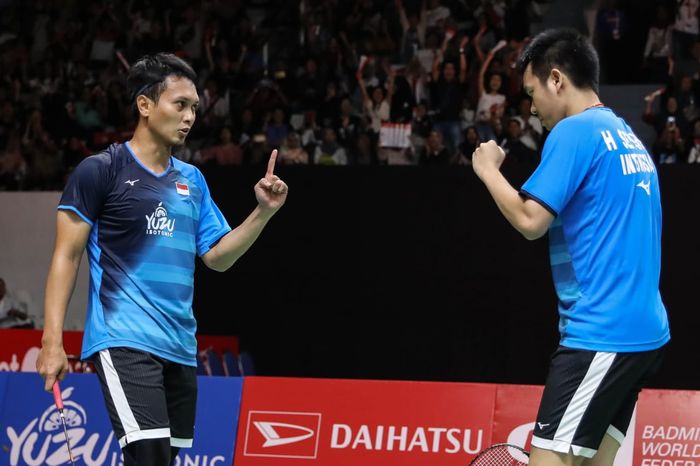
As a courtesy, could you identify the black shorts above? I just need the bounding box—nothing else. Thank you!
[90,347,197,449]
[532,345,664,458]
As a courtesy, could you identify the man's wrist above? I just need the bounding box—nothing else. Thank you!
[41,334,63,348]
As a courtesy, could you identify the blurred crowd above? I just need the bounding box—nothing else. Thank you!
[0,0,698,190]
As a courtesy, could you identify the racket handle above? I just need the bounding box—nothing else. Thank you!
[52,380,64,410]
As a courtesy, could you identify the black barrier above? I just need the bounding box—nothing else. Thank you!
[193,165,700,389]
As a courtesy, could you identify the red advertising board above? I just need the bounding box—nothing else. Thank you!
[0,329,238,373]
[492,384,543,449]
[635,390,700,466]
[0,329,84,372]
[235,377,497,466]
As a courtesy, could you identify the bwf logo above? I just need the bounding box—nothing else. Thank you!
[244,411,322,459]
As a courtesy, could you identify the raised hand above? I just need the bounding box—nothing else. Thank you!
[472,140,506,180]
[254,149,288,212]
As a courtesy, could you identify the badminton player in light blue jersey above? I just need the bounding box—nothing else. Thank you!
[37,53,288,466]
[472,29,669,466]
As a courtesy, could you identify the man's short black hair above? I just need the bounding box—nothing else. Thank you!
[127,53,197,104]
[517,28,599,94]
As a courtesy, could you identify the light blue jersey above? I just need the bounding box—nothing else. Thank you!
[59,142,231,365]
[521,107,670,352]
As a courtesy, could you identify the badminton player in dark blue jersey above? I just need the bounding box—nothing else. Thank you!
[472,29,669,466]
[37,53,288,465]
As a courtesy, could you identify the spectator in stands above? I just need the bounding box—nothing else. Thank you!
[62,136,91,173]
[397,0,427,63]
[420,129,451,164]
[199,77,231,131]
[0,129,25,189]
[75,86,107,134]
[352,132,376,165]
[314,127,348,165]
[404,56,429,106]
[643,89,688,137]
[0,278,33,329]
[673,74,699,125]
[675,40,700,81]
[594,0,629,84]
[22,108,61,189]
[264,107,290,149]
[279,132,309,165]
[296,57,325,112]
[476,40,508,141]
[430,32,468,153]
[500,117,538,165]
[358,72,391,158]
[245,79,289,126]
[652,122,685,164]
[0,0,691,187]
[318,81,341,128]
[411,100,433,156]
[642,5,673,83]
[335,96,363,157]
[389,67,417,124]
[425,0,451,31]
[300,110,321,158]
[235,107,258,148]
[686,119,700,163]
[199,126,243,166]
[673,0,699,60]
[513,96,543,152]
[457,125,479,165]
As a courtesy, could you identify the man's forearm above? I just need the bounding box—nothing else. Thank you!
[205,206,275,272]
[42,254,81,346]
[479,169,538,239]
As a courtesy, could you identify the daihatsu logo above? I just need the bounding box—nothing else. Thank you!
[254,421,315,447]
[244,411,322,459]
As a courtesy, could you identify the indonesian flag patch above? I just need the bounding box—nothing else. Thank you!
[176,182,190,196]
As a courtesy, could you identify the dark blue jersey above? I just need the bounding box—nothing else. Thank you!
[59,142,231,365]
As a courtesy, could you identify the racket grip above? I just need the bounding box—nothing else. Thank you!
[52,380,64,410]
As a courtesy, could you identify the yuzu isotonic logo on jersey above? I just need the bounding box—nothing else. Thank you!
[145,202,176,237]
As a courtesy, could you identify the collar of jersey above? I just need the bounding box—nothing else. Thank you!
[125,141,173,178]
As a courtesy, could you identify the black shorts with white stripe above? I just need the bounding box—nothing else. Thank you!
[90,347,197,449]
[532,345,664,458]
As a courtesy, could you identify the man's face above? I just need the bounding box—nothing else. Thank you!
[523,64,563,131]
[428,131,441,149]
[146,76,199,146]
[507,120,522,139]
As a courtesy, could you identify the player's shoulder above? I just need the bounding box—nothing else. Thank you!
[551,108,620,137]
[172,157,206,182]
[72,143,126,176]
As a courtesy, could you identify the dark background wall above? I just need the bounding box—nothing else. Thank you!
[193,165,699,390]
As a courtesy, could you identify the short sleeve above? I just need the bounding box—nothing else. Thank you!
[195,170,232,256]
[58,154,110,225]
[520,119,593,215]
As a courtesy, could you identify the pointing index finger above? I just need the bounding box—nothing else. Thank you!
[266,149,278,177]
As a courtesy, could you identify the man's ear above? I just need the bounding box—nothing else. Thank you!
[550,68,564,92]
[136,95,152,118]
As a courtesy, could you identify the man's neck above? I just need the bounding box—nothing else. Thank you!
[566,89,603,118]
[129,126,172,174]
